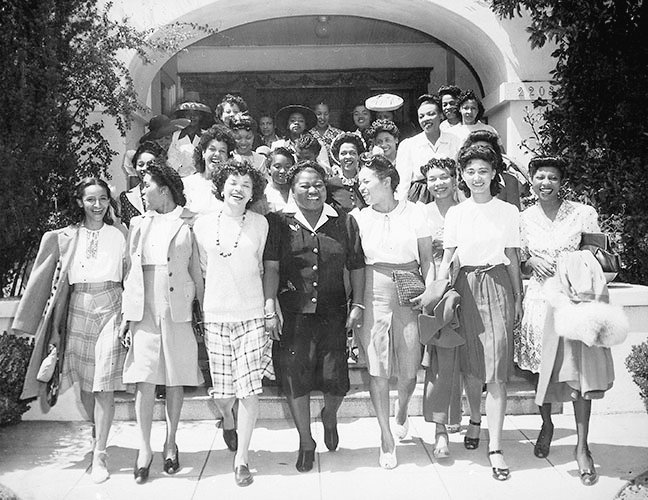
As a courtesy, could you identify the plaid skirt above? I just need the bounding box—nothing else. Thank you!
[205,319,272,399]
[63,281,126,393]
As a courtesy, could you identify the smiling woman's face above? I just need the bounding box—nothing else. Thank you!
[418,102,441,133]
[292,168,326,212]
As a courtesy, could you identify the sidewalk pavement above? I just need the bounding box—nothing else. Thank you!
[1,412,647,500]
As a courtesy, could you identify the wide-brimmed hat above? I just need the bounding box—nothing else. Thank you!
[365,93,404,112]
[173,101,212,119]
[139,115,188,143]
[275,105,317,131]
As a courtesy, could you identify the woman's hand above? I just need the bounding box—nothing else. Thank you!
[410,288,434,312]
[346,305,364,331]
[526,256,555,278]
[119,321,132,349]
[514,295,524,323]
[265,316,282,341]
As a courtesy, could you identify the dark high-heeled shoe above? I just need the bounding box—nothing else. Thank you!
[488,450,510,481]
[464,420,481,450]
[134,453,153,484]
[575,449,598,486]
[534,423,554,458]
[163,445,180,474]
[320,407,339,451]
[295,445,316,472]
[223,428,238,452]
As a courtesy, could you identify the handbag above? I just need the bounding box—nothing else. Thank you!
[192,298,205,337]
[392,269,426,307]
[579,232,621,274]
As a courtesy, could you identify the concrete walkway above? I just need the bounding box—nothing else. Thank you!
[1,412,647,500]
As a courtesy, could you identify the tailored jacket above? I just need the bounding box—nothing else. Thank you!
[122,208,204,323]
[14,226,80,401]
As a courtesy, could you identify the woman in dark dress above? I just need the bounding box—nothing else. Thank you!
[263,160,365,472]
[326,132,367,213]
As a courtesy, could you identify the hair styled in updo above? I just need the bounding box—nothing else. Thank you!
[420,157,457,178]
[146,162,186,207]
[365,119,400,142]
[457,144,502,197]
[359,153,400,193]
[528,156,568,180]
[457,89,485,121]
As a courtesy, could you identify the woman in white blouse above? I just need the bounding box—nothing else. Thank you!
[394,94,461,203]
[16,178,126,484]
[121,163,204,484]
[183,124,236,215]
[438,144,522,481]
[353,154,436,469]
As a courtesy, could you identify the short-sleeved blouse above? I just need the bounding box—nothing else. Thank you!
[68,224,125,284]
[521,200,600,264]
[352,200,430,265]
[444,197,520,266]
[263,203,365,314]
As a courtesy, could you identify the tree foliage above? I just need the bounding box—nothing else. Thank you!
[491,0,648,283]
[0,1,215,296]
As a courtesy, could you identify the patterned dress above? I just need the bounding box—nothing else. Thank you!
[514,200,600,373]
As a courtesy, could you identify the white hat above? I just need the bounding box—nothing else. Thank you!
[365,93,404,112]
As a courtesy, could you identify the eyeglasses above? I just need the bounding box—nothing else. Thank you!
[136,160,155,168]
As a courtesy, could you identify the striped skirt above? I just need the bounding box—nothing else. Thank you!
[63,281,126,393]
[455,265,514,384]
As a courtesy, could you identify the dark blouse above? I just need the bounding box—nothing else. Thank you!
[119,190,143,228]
[326,176,367,213]
[264,207,365,314]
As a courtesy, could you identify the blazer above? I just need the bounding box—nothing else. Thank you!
[14,226,80,401]
[122,208,204,323]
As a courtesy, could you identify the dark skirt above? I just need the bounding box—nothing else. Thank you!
[455,264,514,384]
[278,308,349,398]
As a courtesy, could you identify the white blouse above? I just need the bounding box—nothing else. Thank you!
[182,174,223,215]
[444,197,520,266]
[68,224,125,284]
[521,200,600,264]
[395,131,462,200]
[142,206,184,265]
[352,200,431,265]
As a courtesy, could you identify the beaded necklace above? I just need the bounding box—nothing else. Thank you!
[215,209,247,258]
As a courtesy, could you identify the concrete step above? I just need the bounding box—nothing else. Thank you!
[114,366,552,421]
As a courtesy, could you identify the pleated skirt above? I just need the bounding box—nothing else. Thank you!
[63,281,126,393]
[455,264,514,384]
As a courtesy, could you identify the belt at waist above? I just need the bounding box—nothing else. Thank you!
[71,281,121,292]
[370,261,420,276]
[460,264,504,274]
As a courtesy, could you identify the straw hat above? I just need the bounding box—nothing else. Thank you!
[365,93,404,112]
[173,101,212,119]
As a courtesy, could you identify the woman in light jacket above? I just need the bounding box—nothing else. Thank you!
[120,163,204,484]
[15,178,126,484]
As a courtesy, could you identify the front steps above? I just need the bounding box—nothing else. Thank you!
[113,364,551,421]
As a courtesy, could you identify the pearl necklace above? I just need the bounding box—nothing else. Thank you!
[216,209,246,258]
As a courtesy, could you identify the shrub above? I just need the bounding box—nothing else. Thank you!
[626,340,648,413]
[0,333,33,426]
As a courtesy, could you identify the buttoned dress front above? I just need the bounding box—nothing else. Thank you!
[264,201,365,397]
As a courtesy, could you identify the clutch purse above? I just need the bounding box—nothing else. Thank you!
[579,232,621,274]
[192,298,205,337]
[392,270,426,307]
